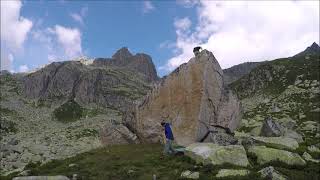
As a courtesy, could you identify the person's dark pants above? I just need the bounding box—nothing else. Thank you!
[164,139,175,154]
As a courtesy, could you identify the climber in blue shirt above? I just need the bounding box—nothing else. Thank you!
[161,121,175,154]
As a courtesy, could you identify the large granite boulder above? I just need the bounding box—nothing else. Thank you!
[252,136,299,151]
[185,143,249,167]
[248,146,306,166]
[124,50,242,146]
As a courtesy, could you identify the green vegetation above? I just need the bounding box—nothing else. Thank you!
[3,143,317,179]
[53,99,84,123]
[3,144,261,180]
[74,129,99,139]
[0,117,17,140]
[230,54,320,99]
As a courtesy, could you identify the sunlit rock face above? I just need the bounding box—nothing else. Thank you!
[125,49,242,146]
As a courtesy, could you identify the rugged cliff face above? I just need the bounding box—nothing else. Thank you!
[22,48,157,112]
[223,62,264,85]
[93,47,159,82]
[124,50,242,146]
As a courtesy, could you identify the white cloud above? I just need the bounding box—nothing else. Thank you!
[0,0,33,52]
[70,6,88,25]
[54,25,82,59]
[1,53,14,71]
[70,13,84,25]
[174,17,192,31]
[19,65,29,72]
[163,1,319,72]
[143,1,155,13]
[176,0,199,8]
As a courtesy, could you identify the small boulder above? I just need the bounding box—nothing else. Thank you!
[260,117,284,137]
[283,130,303,143]
[259,166,287,180]
[302,152,320,163]
[248,146,306,166]
[215,169,250,178]
[100,122,140,145]
[12,176,70,180]
[180,170,199,179]
[308,145,320,153]
[185,143,249,167]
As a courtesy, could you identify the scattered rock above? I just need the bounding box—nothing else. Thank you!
[185,143,249,167]
[68,163,77,168]
[248,146,306,166]
[18,170,31,176]
[215,169,250,178]
[300,121,319,132]
[202,126,238,145]
[307,145,320,153]
[180,170,200,179]
[8,138,19,145]
[283,130,303,143]
[12,176,70,180]
[259,166,287,180]
[72,174,78,180]
[302,152,320,163]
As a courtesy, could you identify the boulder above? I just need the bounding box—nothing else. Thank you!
[124,50,242,146]
[302,152,320,163]
[248,146,306,166]
[252,136,299,151]
[258,166,287,180]
[12,176,70,180]
[283,130,303,143]
[180,170,199,179]
[185,143,249,167]
[100,121,140,145]
[308,145,320,153]
[215,169,250,178]
[202,126,238,145]
[260,117,284,137]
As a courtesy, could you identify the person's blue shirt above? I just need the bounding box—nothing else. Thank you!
[164,123,174,140]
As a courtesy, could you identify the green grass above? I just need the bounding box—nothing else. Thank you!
[3,144,261,180]
[52,100,84,123]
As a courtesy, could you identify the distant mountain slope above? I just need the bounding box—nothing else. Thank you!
[22,47,158,112]
[223,61,264,85]
[230,42,320,149]
[0,47,158,175]
[93,47,159,82]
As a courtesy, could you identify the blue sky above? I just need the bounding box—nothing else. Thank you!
[1,1,319,77]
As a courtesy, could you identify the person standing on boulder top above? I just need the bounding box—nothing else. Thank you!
[161,121,175,155]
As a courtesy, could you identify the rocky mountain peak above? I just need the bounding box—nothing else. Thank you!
[294,42,320,57]
[112,47,133,60]
[309,42,320,52]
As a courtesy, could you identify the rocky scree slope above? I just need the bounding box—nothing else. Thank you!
[0,48,157,175]
[226,42,320,174]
